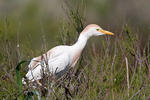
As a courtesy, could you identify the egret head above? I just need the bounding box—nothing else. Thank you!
[82,24,114,37]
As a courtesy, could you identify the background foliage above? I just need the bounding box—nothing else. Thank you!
[0,0,150,99]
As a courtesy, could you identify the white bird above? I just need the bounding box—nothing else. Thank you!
[23,24,114,86]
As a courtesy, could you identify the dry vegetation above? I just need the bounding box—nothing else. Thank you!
[0,0,150,100]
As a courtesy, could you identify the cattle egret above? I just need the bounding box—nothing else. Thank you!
[23,24,114,86]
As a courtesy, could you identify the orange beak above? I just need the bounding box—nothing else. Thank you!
[99,29,114,35]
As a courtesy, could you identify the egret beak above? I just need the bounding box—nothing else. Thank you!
[99,29,114,35]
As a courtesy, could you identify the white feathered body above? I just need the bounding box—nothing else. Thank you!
[24,24,114,83]
[26,34,87,82]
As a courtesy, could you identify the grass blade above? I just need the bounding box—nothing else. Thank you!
[16,60,28,100]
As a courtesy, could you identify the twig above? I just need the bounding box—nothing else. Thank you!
[129,87,145,100]
[2,67,16,86]
[17,21,21,62]
[125,57,130,97]
[4,16,7,40]
[111,54,116,100]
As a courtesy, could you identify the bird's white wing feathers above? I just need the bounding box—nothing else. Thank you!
[26,46,71,81]
[28,45,69,69]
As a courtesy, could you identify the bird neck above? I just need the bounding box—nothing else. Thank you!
[72,34,89,50]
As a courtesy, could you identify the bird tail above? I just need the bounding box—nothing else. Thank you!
[26,70,34,81]
[22,77,27,85]
[22,70,34,85]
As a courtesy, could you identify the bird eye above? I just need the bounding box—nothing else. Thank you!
[96,29,100,31]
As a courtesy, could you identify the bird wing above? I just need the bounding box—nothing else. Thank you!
[26,46,70,81]
[47,52,70,74]
[28,45,69,70]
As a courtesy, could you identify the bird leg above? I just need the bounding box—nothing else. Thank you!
[36,80,48,91]
[36,80,42,86]
[51,82,55,93]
